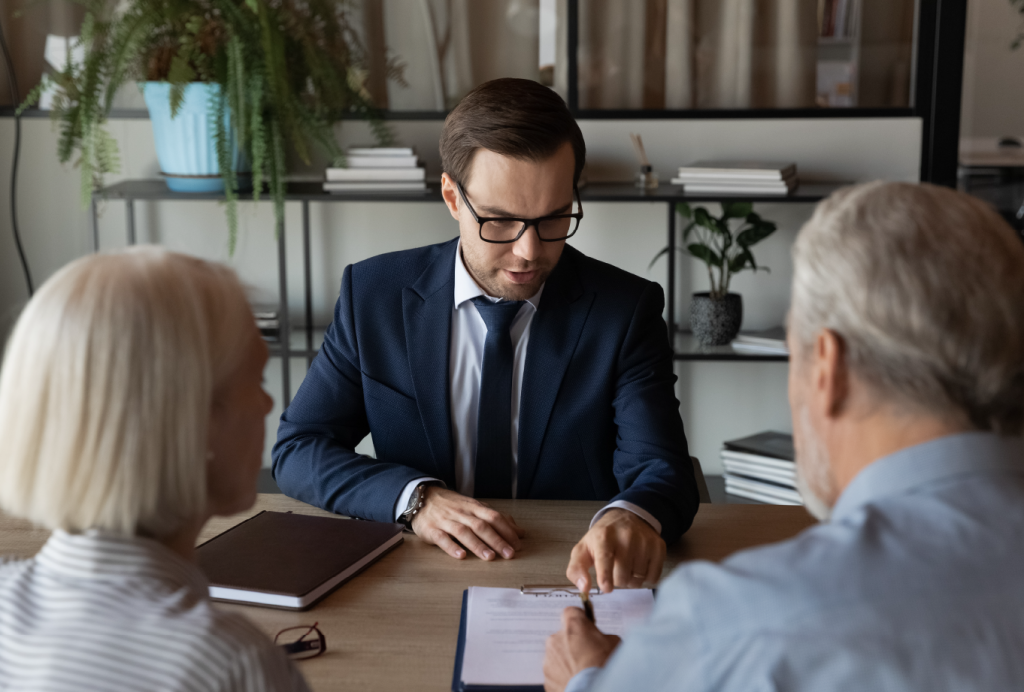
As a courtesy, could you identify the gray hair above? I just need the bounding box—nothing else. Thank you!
[791,181,1024,433]
[0,247,254,536]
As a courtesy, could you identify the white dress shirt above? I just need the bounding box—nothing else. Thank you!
[394,243,660,534]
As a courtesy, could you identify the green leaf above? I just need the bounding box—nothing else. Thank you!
[693,207,714,230]
[680,220,697,242]
[736,221,777,247]
[676,202,692,219]
[648,247,669,270]
[687,243,722,267]
[721,201,753,219]
[728,249,753,274]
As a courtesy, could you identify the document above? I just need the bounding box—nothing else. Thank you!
[458,586,655,687]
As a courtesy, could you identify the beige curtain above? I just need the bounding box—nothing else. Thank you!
[579,0,817,110]
[0,0,85,106]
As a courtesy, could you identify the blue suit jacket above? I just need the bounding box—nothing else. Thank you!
[272,239,698,542]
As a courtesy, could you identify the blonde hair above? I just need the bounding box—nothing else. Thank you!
[0,247,254,536]
[791,181,1024,433]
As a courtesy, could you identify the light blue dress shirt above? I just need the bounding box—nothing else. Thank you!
[568,432,1024,692]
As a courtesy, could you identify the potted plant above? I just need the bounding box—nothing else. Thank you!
[21,0,401,253]
[652,201,777,345]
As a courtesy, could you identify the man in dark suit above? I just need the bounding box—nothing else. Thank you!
[272,78,698,593]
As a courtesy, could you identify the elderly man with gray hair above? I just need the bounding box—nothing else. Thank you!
[542,181,1024,692]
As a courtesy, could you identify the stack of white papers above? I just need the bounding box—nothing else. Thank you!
[323,147,427,192]
[671,161,798,196]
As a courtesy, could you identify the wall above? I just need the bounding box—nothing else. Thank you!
[961,0,1024,137]
[0,115,921,474]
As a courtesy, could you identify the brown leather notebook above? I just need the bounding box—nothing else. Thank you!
[196,511,404,610]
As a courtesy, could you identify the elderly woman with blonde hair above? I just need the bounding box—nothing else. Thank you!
[0,247,310,691]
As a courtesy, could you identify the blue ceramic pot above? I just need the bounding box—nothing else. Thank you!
[142,82,249,193]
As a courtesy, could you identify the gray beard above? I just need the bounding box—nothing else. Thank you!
[794,405,835,522]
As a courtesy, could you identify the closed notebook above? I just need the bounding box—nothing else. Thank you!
[197,511,404,611]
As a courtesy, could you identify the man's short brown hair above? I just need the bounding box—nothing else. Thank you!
[439,78,586,187]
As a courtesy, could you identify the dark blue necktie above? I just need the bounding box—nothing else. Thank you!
[472,296,525,499]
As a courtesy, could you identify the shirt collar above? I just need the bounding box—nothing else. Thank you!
[453,240,544,310]
[831,431,1024,521]
[36,529,210,596]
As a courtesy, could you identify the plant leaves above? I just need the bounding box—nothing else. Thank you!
[693,206,713,229]
[687,243,722,267]
[676,201,693,219]
[736,221,777,247]
[681,220,697,242]
[721,201,753,219]
[648,247,669,270]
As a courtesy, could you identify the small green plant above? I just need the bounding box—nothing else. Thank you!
[650,201,777,300]
[19,0,403,253]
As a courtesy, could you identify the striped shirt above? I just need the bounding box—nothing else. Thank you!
[0,529,311,692]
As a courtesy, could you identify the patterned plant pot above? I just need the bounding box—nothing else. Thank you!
[690,292,743,346]
[142,82,249,193]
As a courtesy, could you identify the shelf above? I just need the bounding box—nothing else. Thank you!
[94,179,847,204]
[265,326,326,359]
[673,332,789,362]
[95,179,444,202]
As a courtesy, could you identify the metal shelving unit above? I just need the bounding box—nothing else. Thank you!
[91,180,843,404]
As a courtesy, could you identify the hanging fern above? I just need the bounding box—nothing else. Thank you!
[21,0,401,253]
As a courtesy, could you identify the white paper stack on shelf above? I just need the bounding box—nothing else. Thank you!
[252,304,279,341]
[323,147,427,192]
[671,161,798,196]
[731,326,789,356]
[721,431,803,505]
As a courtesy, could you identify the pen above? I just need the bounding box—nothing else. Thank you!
[580,590,595,624]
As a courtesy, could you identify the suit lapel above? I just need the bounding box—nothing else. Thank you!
[517,248,594,497]
[402,241,457,482]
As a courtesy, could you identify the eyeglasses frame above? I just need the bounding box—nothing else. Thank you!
[454,180,584,244]
[274,622,327,660]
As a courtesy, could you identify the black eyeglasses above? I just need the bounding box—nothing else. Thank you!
[455,181,583,244]
[275,623,326,661]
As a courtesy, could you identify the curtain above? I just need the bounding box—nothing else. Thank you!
[579,0,818,110]
[0,0,85,106]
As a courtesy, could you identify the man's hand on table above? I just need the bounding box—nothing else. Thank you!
[410,487,526,560]
[544,607,621,692]
[565,508,666,593]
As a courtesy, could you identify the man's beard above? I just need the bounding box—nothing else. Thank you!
[794,404,836,522]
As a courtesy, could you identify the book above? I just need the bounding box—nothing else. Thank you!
[677,183,794,196]
[724,476,803,505]
[345,155,419,168]
[721,455,797,487]
[452,586,654,691]
[676,161,797,180]
[731,326,789,355]
[323,181,428,192]
[325,167,426,182]
[196,511,404,610]
[347,146,415,157]
[723,431,794,460]
[724,475,803,505]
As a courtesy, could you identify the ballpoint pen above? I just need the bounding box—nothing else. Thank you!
[580,590,595,624]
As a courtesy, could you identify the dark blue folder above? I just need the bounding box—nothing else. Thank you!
[452,589,544,692]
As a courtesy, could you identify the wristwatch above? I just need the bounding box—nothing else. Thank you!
[399,482,432,529]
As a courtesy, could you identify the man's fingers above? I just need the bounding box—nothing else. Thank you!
[466,516,517,559]
[449,523,498,560]
[645,541,666,585]
[626,548,648,588]
[428,528,466,559]
[612,549,634,590]
[501,512,527,538]
[561,606,591,629]
[594,545,616,594]
[566,542,595,593]
[472,508,521,554]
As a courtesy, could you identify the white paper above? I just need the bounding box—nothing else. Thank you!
[460,586,655,686]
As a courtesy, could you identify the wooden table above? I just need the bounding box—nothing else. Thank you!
[0,495,815,691]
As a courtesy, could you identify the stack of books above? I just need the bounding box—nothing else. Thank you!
[731,326,788,356]
[323,147,427,193]
[671,161,798,196]
[721,431,802,505]
[252,305,279,342]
